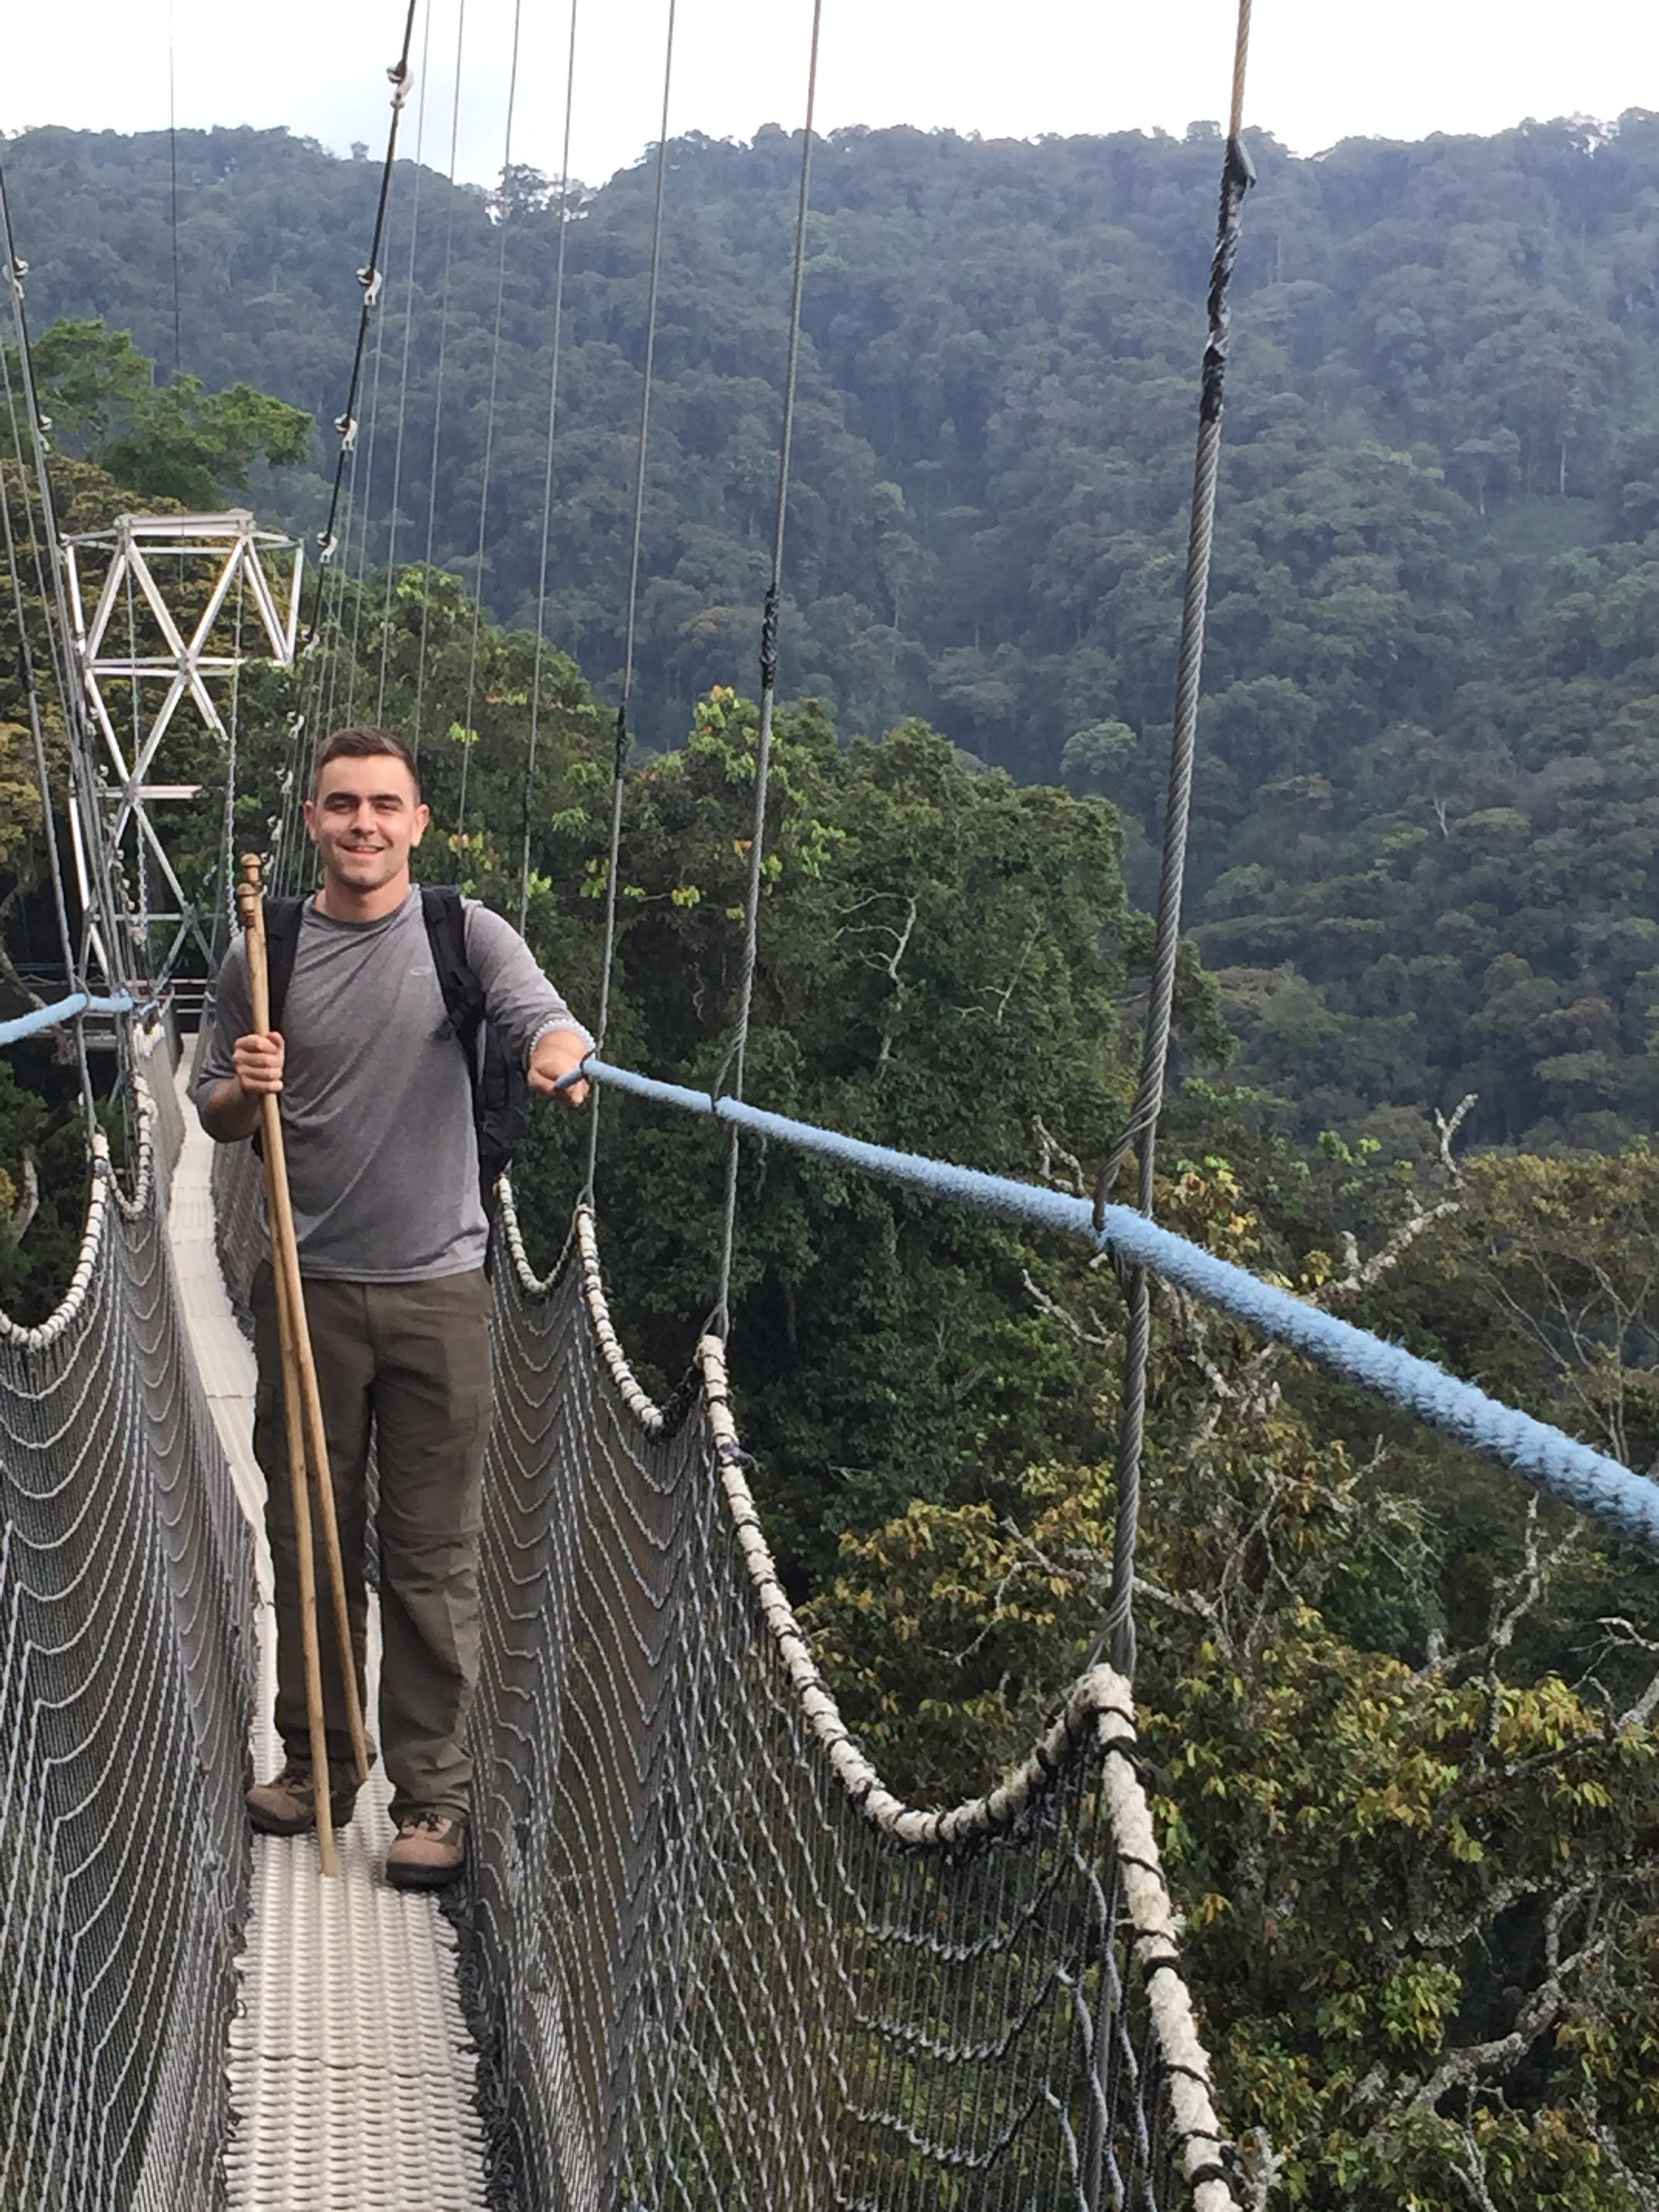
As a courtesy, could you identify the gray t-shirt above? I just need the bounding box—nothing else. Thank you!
[195,890,591,1282]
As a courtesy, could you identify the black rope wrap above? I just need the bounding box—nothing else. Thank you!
[1198,137,1255,428]
[758,581,782,695]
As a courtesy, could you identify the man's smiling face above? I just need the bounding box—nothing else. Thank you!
[304,752,430,897]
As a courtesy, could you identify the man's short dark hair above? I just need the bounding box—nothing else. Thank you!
[312,725,422,799]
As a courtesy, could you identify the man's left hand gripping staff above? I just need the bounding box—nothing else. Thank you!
[531,1029,591,1107]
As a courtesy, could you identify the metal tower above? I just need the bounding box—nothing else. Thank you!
[62,510,302,992]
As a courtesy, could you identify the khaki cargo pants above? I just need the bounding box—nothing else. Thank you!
[250,1263,493,1823]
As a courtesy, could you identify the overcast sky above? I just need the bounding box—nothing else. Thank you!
[3,1,1658,191]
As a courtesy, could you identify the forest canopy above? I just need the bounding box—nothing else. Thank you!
[12,112,1659,1146]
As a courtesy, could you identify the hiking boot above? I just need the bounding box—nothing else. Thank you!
[247,1761,360,1838]
[385,1811,467,1891]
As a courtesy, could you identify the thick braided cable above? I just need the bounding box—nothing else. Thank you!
[518,0,581,935]
[577,1055,1659,1561]
[1097,0,1254,1677]
[712,0,824,1338]
[302,0,419,647]
[583,0,678,1201]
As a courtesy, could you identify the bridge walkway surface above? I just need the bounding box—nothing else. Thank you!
[167,1063,489,2211]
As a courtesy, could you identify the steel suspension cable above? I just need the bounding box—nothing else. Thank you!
[454,0,525,865]
[1,151,130,1006]
[583,0,678,1202]
[272,0,420,899]
[342,7,432,729]
[1092,0,1254,1679]
[302,0,420,650]
[0,376,88,1105]
[219,573,245,964]
[517,0,581,936]
[712,1,825,1338]
[376,0,436,724]
[167,6,183,379]
[342,224,395,728]
[413,0,471,762]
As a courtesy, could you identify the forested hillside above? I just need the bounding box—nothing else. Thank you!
[11,113,1659,1147]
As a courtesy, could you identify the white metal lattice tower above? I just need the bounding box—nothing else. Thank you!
[62,510,302,990]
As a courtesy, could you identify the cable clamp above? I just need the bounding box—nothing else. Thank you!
[335,414,359,452]
[357,265,384,308]
[314,531,338,565]
[388,60,412,107]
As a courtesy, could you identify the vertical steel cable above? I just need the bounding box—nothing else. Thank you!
[341,216,395,727]
[454,0,526,865]
[302,0,421,650]
[0,152,130,1035]
[0,403,86,1101]
[376,0,435,724]
[272,0,420,900]
[167,7,182,380]
[219,573,245,964]
[1093,0,1254,1678]
[413,0,471,762]
[167,6,182,379]
[711,2,825,1338]
[583,0,678,1202]
[517,0,581,936]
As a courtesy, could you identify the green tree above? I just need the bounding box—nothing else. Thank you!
[5,319,311,506]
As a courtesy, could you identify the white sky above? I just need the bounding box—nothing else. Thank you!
[2,1,1657,190]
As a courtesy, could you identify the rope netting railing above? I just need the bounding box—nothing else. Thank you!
[0,1046,256,2210]
[458,1189,1236,2212]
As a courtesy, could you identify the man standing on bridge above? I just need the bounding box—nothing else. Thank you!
[196,724,592,1889]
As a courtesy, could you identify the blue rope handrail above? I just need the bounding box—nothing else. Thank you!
[577,1057,1659,1554]
[0,992,134,1048]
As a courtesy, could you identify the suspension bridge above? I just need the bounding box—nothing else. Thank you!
[3,1,1659,2206]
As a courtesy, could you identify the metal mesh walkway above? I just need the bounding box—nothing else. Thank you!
[0,1031,1235,2207]
[466,1198,1237,2211]
[169,1064,489,2211]
[0,1043,252,2209]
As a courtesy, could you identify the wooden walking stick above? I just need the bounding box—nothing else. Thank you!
[238,857,373,1868]
[238,864,337,1875]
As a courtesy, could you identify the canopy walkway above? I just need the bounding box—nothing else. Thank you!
[7,5,1657,2200]
[0,1023,1234,2208]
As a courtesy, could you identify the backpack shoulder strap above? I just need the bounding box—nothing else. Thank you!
[420,885,485,1045]
[262,896,308,1035]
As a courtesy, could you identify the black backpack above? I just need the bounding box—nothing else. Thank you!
[262,885,531,1210]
